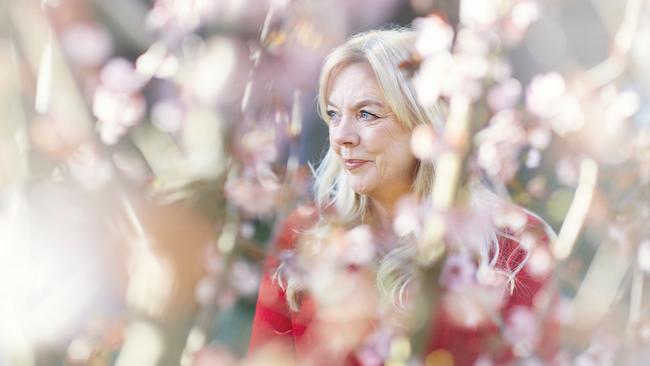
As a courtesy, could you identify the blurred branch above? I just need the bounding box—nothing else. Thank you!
[90,0,153,51]
[179,207,240,366]
[9,0,93,134]
[0,38,29,189]
[552,158,598,261]
[626,268,644,342]
[410,95,472,357]
[570,240,631,330]
[583,0,645,89]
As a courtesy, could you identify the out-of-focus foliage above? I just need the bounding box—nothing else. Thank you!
[0,0,648,365]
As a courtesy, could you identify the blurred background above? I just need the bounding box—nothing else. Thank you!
[0,0,648,365]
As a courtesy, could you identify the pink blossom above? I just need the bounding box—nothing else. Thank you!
[93,85,146,145]
[492,206,528,234]
[442,282,505,328]
[193,345,238,366]
[510,0,540,30]
[503,306,539,354]
[98,119,128,145]
[67,337,95,364]
[502,0,540,45]
[548,94,584,136]
[526,72,584,135]
[455,53,490,80]
[203,243,225,275]
[225,176,281,217]
[526,246,553,279]
[356,347,383,366]
[439,54,485,100]
[195,277,217,306]
[60,23,112,68]
[526,176,548,199]
[136,43,179,80]
[608,91,640,120]
[474,354,494,366]
[393,195,432,239]
[99,58,146,94]
[414,15,454,58]
[638,240,650,272]
[413,51,451,106]
[475,110,527,181]
[93,59,148,146]
[340,225,376,266]
[236,126,279,165]
[189,36,249,106]
[410,125,444,161]
[439,253,477,290]
[455,28,493,56]
[555,158,579,186]
[526,72,565,117]
[574,333,618,366]
[67,144,113,190]
[146,0,201,36]
[460,0,498,28]
[355,327,394,366]
[240,222,256,239]
[445,207,497,255]
[151,98,185,134]
[93,86,146,127]
[525,148,542,169]
[527,125,552,150]
[229,260,260,296]
[490,60,513,82]
[487,78,522,111]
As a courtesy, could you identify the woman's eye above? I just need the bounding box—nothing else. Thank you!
[359,110,378,120]
[326,110,339,121]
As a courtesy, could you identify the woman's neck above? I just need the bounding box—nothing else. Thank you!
[367,198,397,231]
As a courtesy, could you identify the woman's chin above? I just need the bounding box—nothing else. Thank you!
[347,171,381,196]
[349,183,373,197]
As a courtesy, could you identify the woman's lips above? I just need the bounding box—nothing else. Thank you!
[344,159,369,170]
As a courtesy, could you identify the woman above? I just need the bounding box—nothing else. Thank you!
[249,28,558,366]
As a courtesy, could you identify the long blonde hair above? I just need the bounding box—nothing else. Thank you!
[278,28,537,312]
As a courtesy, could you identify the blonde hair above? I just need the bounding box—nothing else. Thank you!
[277,28,537,312]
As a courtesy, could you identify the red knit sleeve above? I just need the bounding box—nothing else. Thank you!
[248,206,318,353]
[248,255,294,351]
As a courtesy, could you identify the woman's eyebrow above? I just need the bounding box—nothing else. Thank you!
[327,99,384,109]
[352,100,383,109]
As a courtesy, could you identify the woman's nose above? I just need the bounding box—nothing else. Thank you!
[331,117,360,147]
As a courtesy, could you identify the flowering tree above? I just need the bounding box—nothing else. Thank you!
[0,0,648,365]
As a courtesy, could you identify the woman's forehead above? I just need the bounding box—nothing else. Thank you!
[329,62,375,85]
[327,63,385,104]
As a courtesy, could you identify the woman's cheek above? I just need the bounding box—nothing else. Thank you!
[372,158,386,186]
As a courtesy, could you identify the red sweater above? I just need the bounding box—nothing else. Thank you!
[249,207,558,365]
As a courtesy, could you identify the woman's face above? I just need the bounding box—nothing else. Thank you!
[326,62,418,206]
